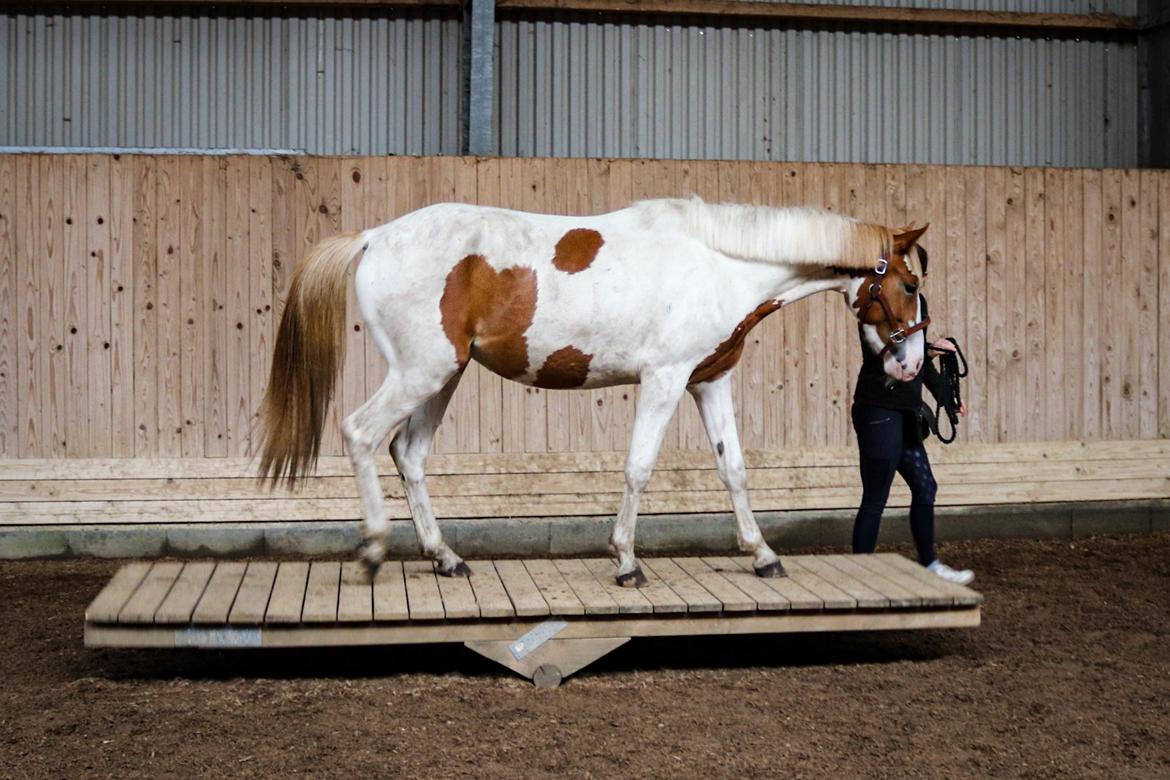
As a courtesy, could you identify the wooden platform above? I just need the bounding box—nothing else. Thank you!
[85,554,983,686]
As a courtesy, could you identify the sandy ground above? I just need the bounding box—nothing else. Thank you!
[1,533,1168,779]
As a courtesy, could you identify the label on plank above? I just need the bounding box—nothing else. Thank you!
[175,627,262,648]
[509,619,568,661]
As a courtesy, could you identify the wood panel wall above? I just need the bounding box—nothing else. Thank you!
[1,155,1167,460]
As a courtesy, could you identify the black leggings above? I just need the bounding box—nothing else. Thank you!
[851,403,938,565]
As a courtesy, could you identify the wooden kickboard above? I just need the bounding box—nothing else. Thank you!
[85,554,982,649]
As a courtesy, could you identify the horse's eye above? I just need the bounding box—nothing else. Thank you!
[904,283,918,295]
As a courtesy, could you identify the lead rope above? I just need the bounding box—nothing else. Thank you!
[932,337,968,444]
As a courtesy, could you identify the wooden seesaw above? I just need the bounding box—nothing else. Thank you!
[85,553,982,687]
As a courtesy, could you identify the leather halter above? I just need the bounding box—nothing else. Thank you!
[862,254,930,357]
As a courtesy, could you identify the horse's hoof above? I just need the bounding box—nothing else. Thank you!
[440,561,472,578]
[358,540,386,579]
[616,566,647,588]
[755,560,787,578]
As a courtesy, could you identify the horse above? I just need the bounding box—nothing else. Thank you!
[257,197,930,587]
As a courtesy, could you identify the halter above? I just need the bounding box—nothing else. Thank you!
[862,253,930,357]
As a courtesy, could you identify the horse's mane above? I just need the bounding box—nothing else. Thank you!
[640,197,890,271]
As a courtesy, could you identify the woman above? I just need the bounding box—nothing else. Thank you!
[851,287,974,585]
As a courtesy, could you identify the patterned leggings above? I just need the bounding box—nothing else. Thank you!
[851,404,938,565]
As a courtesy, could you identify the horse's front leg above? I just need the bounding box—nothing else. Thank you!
[689,373,785,577]
[609,368,690,587]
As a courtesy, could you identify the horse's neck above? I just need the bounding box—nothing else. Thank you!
[734,260,846,310]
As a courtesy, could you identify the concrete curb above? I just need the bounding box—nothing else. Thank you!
[2,499,1167,559]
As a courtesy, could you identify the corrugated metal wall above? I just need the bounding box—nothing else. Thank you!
[495,20,1139,167]
[0,5,1142,167]
[0,12,463,155]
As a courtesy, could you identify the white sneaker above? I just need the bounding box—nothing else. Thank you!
[927,560,975,586]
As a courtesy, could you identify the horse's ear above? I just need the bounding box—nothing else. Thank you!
[893,223,929,253]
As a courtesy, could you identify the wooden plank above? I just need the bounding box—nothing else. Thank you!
[0,156,13,457]
[224,156,250,455]
[493,559,550,617]
[202,157,229,457]
[876,553,983,606]
[107,154,136,456]
[337,561,373,623]
[118,561,184,623]
[265,561,309,624]
[62,155,88,457]
[179,157,206,457]
[155,156,183,457]
[1161,172,1170,439]
[1119,170,1141,439]
[465,560,515,619]
[848,554,955,607]
[581,558,655,615]
[248,156,273,457]
[700,556,789,611]
[779,557,855,610]
[190,561,247,624]
[963,167,988,443]
[641,558,720,613]
[372,561,409,622]
[523,559,585,616]
[727,557,824,610]
[673,557,755,612]
[403,560,446,620]
[15,155,42,456]
[131,157,158,457]
[87,607,983,651]
[434,564,480,620]
[85,561,151,623]
[552,558,619,615]
[1100,170,1123,438]
[1137,170,1159,438]
[1042,169,1065,440]
[1061,170,1085,439]
[85,156,112,456]
[1081,170,1103,439]
[228,561,279,625]
[822,554,920,608]
[153,561,216,624]
[301,561,341,623]
[1023,168,1046,441]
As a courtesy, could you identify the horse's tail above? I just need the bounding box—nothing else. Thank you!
[257,232,367,489]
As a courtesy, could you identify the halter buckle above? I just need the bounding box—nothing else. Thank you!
[869,282,883,298]
[875,257,888,275]
[889,328,906,345]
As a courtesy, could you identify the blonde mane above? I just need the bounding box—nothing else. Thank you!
[642,196,891,271]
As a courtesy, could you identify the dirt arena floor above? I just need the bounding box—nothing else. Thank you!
[1,532,1167,779]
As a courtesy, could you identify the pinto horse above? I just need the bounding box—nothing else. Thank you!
[257,198,929,586]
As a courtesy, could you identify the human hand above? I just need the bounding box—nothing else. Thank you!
[959,401,968,416]
[928,338,956,357]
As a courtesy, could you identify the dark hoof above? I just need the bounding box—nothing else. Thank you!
[357,555,382,582]
[440,561,472,578]
[616,566,648,589]
[755,560,788,578]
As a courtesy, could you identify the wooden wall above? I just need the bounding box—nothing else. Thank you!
[1,155,1167,460]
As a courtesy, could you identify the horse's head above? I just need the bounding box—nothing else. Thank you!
[849,224,930,382]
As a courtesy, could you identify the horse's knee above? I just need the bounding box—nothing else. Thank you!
[625,460,653,492]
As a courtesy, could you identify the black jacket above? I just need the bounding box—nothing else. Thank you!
[852,295,944,412]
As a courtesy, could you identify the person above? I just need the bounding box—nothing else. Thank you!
[850,290,974,585]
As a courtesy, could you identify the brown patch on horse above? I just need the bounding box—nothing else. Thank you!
[689,299,784,384]
[440,254,538,379]
[535,346,593,389]
[552,228,604,274]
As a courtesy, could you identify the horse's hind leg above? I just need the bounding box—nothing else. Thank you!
[342,374,450,575]
[389,373,468,577]
[689,373,785,577]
